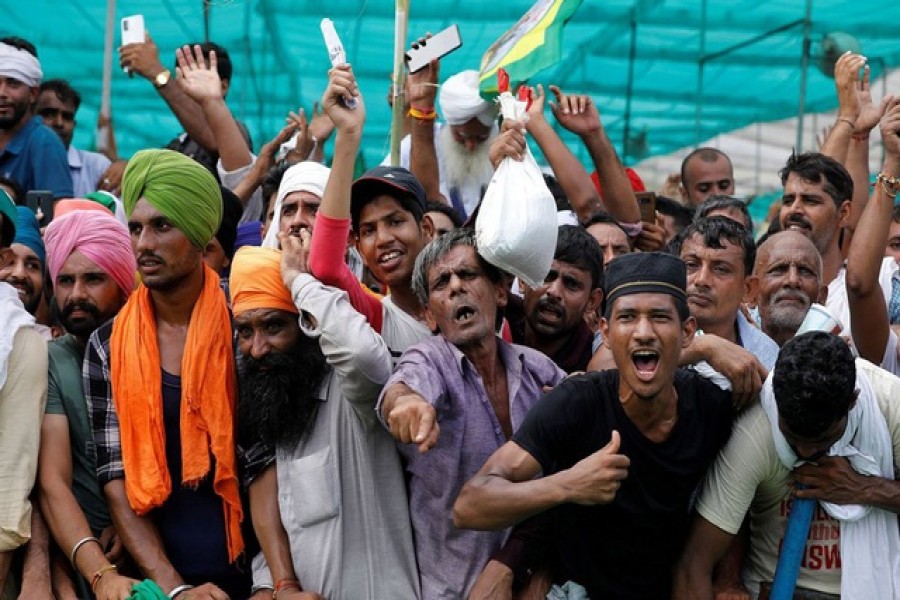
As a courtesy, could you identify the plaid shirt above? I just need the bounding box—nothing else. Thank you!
[83,319,122,486]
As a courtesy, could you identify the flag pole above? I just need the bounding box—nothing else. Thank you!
[389,0,410,166]
[96,0,116,153]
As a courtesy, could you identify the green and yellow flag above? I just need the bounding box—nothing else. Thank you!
[478,0,584,98]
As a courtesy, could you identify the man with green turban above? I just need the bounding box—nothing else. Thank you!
[87,148,251,598]
[121,148,223,248]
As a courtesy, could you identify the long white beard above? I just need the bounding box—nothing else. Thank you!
[438,124,497,192]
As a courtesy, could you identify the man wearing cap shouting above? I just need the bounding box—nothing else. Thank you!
[453,252,735,599]
[0,38,73,198]
[0,188,47,594]
[231,237,419,599]
[85,149,249,599]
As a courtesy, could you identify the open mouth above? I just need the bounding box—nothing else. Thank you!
[632,350,660,380]
[454,305,476,323]
[785,219,811,232]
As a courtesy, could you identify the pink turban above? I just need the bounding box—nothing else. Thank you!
[44,210,137,298]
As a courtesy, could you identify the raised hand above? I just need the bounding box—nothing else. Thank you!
[322,64,366,135]
[879,98,900,160]
[118,31,165,81]
[560,430,630,505]
[386,392,440,453]
[488,120,527,168]
[525,84,546,125]
[175,44,223,105]
[854,64,893,135]
[832,51,867,124]
[407,37,440,109]
[284,107,314,163]
[548,84,601,137]
[308,101,335,142]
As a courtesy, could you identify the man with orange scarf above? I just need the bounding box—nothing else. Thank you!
[84,149,249,599]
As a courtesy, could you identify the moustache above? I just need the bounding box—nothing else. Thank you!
[784,214,811,229]
[770,289,811,307]
[62,301,100,320]
[535,296,565,317]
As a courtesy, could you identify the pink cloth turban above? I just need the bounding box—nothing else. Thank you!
[44,210,137,298]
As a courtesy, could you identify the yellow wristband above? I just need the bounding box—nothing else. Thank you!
[408,107,438,121]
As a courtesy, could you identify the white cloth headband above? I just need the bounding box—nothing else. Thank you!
[440,69,497,127]
[0,42,42,87]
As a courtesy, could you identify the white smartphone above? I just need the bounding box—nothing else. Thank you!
[121,14,145,75]
[320,18,358,109]
[121,15,145,46]
[406,25,462,73]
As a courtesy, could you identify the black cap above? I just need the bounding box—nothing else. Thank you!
[350,166,426,230]
[604,252,687,309]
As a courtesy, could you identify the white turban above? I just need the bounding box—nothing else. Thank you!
[0,43,42,88]
[262,160,331,248]
[439,70,497,127]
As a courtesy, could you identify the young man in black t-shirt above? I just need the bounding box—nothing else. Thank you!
[453,252,735,599]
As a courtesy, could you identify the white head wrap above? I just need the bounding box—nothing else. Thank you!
[262,161,331,248]
[439,70,497,127]
[0,43,42,88]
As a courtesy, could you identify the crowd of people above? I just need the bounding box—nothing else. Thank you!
[0,28,899,600]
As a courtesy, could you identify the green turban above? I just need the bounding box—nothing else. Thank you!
[121,149,222,249]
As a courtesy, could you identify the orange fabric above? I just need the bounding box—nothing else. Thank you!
[110,264,243,562]
[229,246,297,317]
[53,198,113,218]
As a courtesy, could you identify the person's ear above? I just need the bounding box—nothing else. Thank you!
[817,283,828,305]
[586,288,603,316]
[837,199,852,228]
[745,275,760,307]
[495,279,508,309]
[421,214,436,242]
[682,315,698,348]
[424,304,439,334]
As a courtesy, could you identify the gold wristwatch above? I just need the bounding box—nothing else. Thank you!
[153,69,172,89]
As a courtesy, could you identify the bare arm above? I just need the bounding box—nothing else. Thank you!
[318,64,364,220]
[554,85,640,224]
[453,432,628,531]
[119,33,217,152]
[18,504,52,598]
[175,45,251,172]
[523,85,601,222]
[407,58,444,202]
[248,466,298,588]
[847,99,900,365]
[672,516,737,600]
[38,416,135,599]
[102,479,182,593]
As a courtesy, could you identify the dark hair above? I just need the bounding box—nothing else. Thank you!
[680,147,732,186]
[892,204,900,224]
[0,37,38,57]
[556,224,604,290]
[39,79,81,111]
[179,42,232,82]
[0,176,26,204]
[774,331,856,439]
[669,216,756,275]
[412,227,503,306]
[581,210,630,241]
[262,162,292,217]
[779,152,852,208]
[655,195,694,233]
[543,173,571,212]
[425,201,463,228]
[695,195,753,230]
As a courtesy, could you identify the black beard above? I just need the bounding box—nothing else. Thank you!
[238,337,330,451]
[60,301,102,338]
[0,101,29,130]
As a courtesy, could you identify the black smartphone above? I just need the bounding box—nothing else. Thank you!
[26,190,54,226]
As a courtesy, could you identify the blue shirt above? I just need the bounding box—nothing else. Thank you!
[68,145,111,198]
[0,116,73,198]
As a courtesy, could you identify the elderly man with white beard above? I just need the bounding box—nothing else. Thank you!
[385,68,497,219]
[747,231,827,347]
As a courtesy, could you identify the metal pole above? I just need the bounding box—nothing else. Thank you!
[203,0,211,43]
[623,17,637,160]
[96,0,115,153]
[695,0,707,147]
[795,0,813,152]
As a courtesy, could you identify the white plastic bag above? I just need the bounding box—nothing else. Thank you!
[475,93,557,289]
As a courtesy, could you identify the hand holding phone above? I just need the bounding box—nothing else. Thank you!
[405,25,463,73]
[320,19,358,110]
[120,15,145,76]
[636,192,657,224]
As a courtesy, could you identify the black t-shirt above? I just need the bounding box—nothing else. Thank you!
[153,371,250,597]
[513,369,734,599]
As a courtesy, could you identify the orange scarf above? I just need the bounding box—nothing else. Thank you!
[110,264,244,562]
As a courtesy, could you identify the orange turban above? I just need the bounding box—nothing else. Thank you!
[229,246,297,317]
